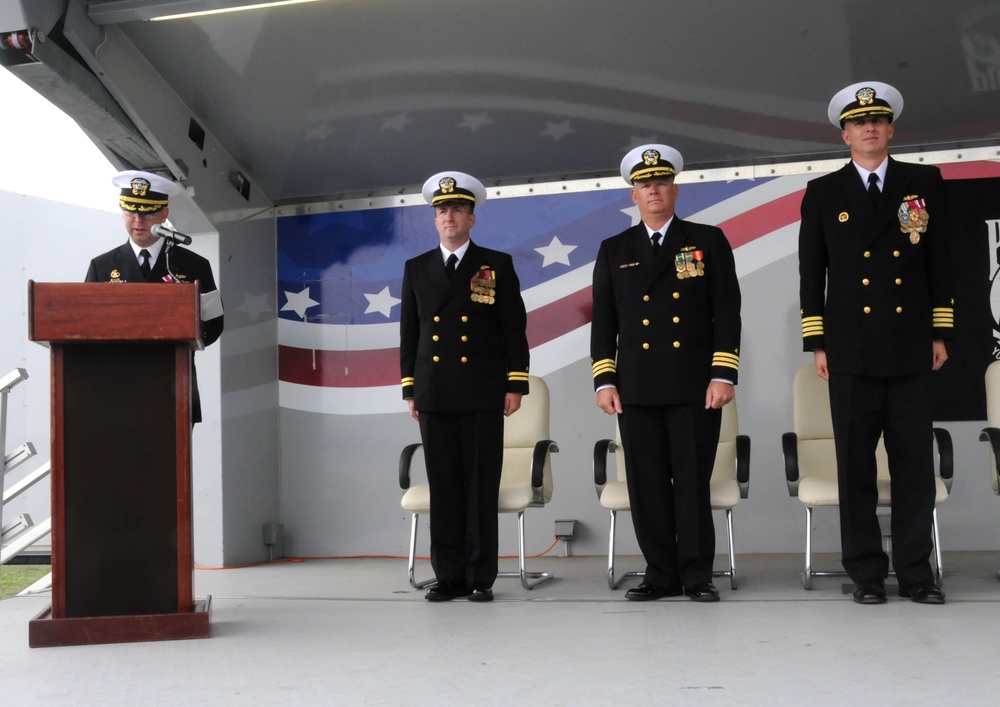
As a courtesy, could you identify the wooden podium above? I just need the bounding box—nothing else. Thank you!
[26,281,210,647]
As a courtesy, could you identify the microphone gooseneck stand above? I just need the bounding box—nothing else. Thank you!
[163,238,180,283]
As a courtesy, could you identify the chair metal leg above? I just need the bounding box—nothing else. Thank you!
[607,509,618,589]
[498,510,553,590]
[711,508,738,590]
[803,506,813,589]
[407,513,435,589]
[932,508,943,584]
[607,509,644,590]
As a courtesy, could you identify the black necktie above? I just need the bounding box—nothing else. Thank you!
[867,173,881,207]
[651,232,661,256]
[139,249,152,278]
[445,253,458,277]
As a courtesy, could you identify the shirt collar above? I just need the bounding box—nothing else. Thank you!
[440,239,471,264]
[643,217,674,239]
[852,157,889,188]
[129,237,164,264]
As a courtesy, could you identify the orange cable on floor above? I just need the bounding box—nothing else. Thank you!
[194,538,561,570]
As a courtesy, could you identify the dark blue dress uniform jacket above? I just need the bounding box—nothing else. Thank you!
[591,219,742,403]
[400,241,530,410]
[85,242,224,423]
[798,157,954,375]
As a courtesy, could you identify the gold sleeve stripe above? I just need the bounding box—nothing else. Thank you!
[592,358,616,377]
[801,316,824,337]
[401,377,414,387]
[712,352,740,370]
[932,308,954,327]
[508,371,530,382]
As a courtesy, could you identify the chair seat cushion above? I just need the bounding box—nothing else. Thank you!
[798,477,840,507]
[710,478,741,509]
[401,481,535,514]
[498,482,533,512]
[401,483,430,514]
[799,476,950,507]
[600,479,742,511]
[598,481,630,511]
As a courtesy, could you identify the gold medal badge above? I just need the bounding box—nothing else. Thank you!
[676,247,705,279]
[897,196,929,244]
[692,249,705,277]
[110,269,122,283]
[470,266,496,304]
[675,252,689,279]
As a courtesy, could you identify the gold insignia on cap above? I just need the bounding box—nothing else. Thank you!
[439,177,456,194]
[642,149,661,166]
[855,87,875,106]
[130,178,151,197]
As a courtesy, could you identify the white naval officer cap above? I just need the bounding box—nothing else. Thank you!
[828,81,904,128]
[113,170,182,213]
[422,171,487,209]
[620,144,684,185]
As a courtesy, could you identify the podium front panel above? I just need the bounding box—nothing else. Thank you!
[60,343,181,617]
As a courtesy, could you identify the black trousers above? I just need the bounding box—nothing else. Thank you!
[419,410,504,589]
[828,372,936,587]
[618,403,721,589]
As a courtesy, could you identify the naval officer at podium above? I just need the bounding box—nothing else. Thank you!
[85,170,223,423]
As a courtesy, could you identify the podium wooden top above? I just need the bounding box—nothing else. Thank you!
[28,281,202,344]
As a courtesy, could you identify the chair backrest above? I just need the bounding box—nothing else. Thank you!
[986,361,1000,493]
[611,399,740,483]
[792,363,888,482]
[500,375,553,503]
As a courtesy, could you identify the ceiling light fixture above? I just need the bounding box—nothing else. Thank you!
[150,1,324,22]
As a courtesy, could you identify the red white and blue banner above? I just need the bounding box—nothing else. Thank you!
[278,160,1000,418]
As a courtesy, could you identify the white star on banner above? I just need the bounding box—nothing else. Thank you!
[622,204,641,226]
[534,235,578,267]
[363,286,401,318]
[539,120,575,141]
[236,292,271,322]
[282,287,320,320]
[382,113,413,131]
[457,112,495,132]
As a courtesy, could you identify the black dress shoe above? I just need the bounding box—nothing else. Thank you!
[852,578,887,605]
[900,581,945,605]
[684,582,720,602]
[425,581,469,602]
[625,582,683,601]
[468,587,494,602]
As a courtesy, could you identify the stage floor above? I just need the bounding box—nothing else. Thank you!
[3,552,999,705]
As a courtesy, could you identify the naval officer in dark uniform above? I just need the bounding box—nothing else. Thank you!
[400,171,530,602]
[591,145,742,602]
[85,170,224,423]
[798,81,952,605]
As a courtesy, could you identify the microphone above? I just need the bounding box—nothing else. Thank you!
[150,223,193,245]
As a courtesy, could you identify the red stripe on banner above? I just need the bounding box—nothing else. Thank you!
[939,161,1000,180]
[527,286,593,348]
[717,190,805,249]
[280,286,596,388]
[279,346,400,387]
